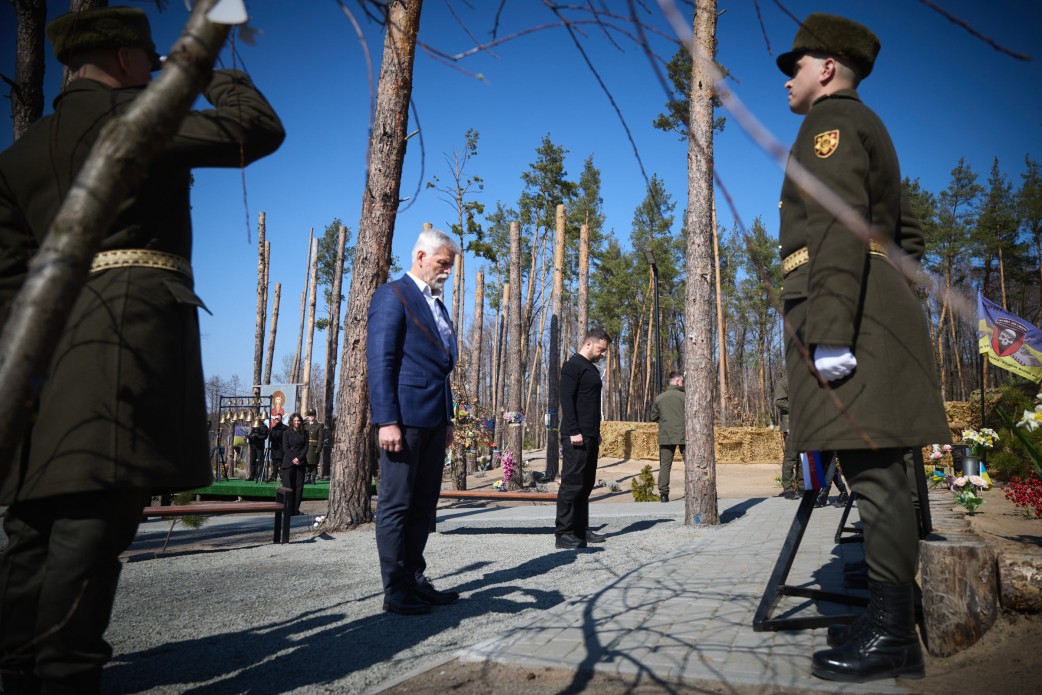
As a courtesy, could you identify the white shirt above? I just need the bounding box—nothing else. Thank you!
[406,271,453,349]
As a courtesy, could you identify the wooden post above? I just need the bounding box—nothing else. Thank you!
[578,222,589,338]
[252,212,267,396]
[545,205,565,479]
[291,227,313,383]
[920,537,998,656]
[264,283,281,385]
[470,271,484,405]
[506,222,524,490]
[300,237,320,411]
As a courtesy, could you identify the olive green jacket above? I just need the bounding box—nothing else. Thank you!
[304,420,325,467]
[775,374,790,433]
[650,384,685,446]
[779,89,949,452]
[0,70,285,503]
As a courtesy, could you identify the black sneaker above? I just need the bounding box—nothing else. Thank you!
[555,533,587,549]
[660,493,669,503]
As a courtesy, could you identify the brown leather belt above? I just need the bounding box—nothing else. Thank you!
[781,240,890,277]
[90,249,193,279]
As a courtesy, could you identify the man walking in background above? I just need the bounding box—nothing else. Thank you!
[367,227,462,615]
[650,371,685,503]
[555,327,611,549]
[0,7,284,693]
[775,373,802,499]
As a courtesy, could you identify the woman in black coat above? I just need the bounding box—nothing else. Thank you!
[267,415,287,481]
[281,413,309,515]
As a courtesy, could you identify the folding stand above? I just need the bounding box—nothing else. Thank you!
[753,453,866,632]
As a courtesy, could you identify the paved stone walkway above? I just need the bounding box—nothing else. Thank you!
[450,496,913,694]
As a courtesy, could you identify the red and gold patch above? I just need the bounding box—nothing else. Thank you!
[813,130,840,158]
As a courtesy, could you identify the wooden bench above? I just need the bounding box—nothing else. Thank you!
[143,488,294,544]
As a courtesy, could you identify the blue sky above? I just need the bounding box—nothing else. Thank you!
[2,1,1039,387]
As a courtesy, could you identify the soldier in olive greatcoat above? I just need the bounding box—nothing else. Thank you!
[649,371,685,503]
[303,409,325,483]
[0,8,284,693]
[776,13,950,684]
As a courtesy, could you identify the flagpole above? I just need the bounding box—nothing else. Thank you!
[979,351,986,470]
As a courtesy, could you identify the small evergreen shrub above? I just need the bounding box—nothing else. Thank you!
[631,465,658,502]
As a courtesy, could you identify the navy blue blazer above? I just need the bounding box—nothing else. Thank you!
[367,275,456,428]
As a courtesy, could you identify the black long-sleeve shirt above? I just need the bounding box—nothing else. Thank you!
[559,352,602,438]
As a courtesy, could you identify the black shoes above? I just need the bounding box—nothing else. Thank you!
[783,490,799,500]
[555,533,588,549]
[813,581,925,682]
[414,579,460,605]
[585,530,607,543]
[382,588,431,615]
[660,493,669,503]
[814,493,830,508]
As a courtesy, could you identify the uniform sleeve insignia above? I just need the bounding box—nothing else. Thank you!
[814,130,840,158]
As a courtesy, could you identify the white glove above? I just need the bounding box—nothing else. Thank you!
[813,345,857,382]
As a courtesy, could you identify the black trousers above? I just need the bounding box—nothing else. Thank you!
[555,435,599,539]
[248,445,265,480]
[374,424,446,594]
[280,464,305,514]
[0,489,148,691]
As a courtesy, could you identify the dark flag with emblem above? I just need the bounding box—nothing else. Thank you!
[977,293,1042,383]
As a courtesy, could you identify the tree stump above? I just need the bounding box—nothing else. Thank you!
[998,551,1042,613]
[466,450,478,475]
[920,537,998,656]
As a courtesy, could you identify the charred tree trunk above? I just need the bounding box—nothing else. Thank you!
[0,0,229,471]
[300,237,319,410]
[264,282,281,385]
[684,0,719,526]
[292,227,313,382]
[328,0,423,528]
[545,205,565,479]
[492,282,509,454]
[9,0,46,140]
[577,222,589,338]
[506,222,524,489]
[252,212,267,396]
[322,225,347,470]
[469,271,484,405]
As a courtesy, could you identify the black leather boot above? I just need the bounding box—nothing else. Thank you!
[827,611,867,648]
[813,581,924,682]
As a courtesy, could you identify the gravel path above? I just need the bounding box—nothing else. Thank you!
[105,512,713,694]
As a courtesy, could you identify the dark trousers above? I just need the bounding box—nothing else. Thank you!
[839,448,919,584]
[780,432,803,492]
[375,424,446,594]
[0,489,148,692]
[248,445,265,480]
[657,444,684,495]
[280,464,306,515]
[269,456,283,481]
[555,435,599,539]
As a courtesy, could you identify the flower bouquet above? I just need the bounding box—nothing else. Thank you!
[949,474,989,514]
[961,427,999,457]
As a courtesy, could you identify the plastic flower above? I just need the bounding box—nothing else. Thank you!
[1018,404,1042,433]
[968,475,989,489]
[942,444,952,452]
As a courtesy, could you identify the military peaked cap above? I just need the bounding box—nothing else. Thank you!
[47,6,161,70]
[776,13,880,79]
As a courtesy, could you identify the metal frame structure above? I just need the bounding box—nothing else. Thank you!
[213,394,273,481]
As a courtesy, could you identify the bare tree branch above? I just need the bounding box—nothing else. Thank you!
[918,0,1031,61]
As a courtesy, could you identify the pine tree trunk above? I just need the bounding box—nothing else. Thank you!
[506,222,524,490]
[322,226,347,469]
[469,271,484,404]
[493,283,509,454]
[264,283,281,385]
[10,0,46,140]
[545,205,565,479]
[327,0,424,529]
[252,212,267,396]
[0,0,229,469]
[578,222,590,338]
[712,204,727,425]
[300,237,320,410]
[684,0,720,526]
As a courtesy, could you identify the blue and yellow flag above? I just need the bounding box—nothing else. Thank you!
[977,293,1042,383]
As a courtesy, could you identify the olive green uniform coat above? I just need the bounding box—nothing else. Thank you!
[304,419,325,470]
[0,70,285,503]
[649,384,685,445]
[779,89,949,453]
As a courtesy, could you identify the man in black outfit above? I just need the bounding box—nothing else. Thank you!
[247,418,269,481]
[555,326,611,549]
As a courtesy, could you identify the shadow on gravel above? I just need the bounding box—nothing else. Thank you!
[104,552,584,694]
